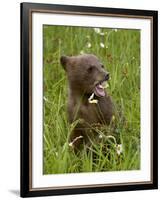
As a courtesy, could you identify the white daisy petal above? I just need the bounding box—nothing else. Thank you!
[100,32,105,36]
[99,134,103,139]
[87,42,91,48]
[100,42,105,48]
[69,142,73,147]
[80,50,84,54]
[94,28,101,34]
[116,144,123,155]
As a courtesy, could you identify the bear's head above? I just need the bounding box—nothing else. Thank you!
[60,54,109,97]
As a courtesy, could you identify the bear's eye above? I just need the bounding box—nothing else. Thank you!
[101,64,104,68]
[87,65,94,73]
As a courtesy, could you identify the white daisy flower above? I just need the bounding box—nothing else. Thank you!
[94,28,106,36]
[69,142,73,147]
[99,32,105,36]
[100,42,105,48]
[94,28,101,34]
[99,134,103,139]
[80,50,84,54]
[87,42,91,48]
[55,152,58,157]
[116,144,123,155]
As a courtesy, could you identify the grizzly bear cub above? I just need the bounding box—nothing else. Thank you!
[60,54,114,150]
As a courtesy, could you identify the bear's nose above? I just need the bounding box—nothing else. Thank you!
[105,73,109,81]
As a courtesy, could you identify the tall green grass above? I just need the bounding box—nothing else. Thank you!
[43,25,140,174]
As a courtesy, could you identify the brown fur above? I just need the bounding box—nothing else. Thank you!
[60,54,114,150]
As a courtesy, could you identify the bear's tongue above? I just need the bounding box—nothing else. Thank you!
[94,84,105,97]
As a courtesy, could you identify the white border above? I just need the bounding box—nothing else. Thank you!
[32,13,151,188]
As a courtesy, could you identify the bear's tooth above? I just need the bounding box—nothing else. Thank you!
[88,93,94,101]
[89,99,98,104]
[98,84,104,89]
[88,93,98,104]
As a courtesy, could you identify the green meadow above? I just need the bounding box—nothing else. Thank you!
[43,25,140,174]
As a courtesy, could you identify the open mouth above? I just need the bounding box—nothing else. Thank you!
[94,80,108,97]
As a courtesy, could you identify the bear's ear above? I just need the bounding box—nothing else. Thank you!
[60,56,69,70]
